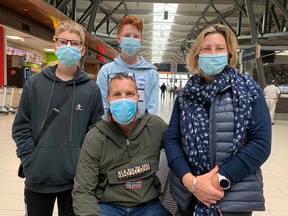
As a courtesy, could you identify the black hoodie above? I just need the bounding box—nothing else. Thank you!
[12,65,104,193]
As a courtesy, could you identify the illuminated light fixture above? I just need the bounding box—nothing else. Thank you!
[152,3,178,63]
[7,36,24,40]
[164,10,168,20]
[43,48,54,52]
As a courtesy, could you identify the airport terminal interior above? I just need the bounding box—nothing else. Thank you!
[1,0,288,215]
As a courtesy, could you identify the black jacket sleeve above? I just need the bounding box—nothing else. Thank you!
[12,85,35,167]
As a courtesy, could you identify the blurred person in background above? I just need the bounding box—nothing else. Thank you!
[264,79,281,125]
[160,82,167,99]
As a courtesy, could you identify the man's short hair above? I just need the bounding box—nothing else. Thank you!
[107,72,137,95]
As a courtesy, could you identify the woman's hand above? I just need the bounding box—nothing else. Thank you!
[182,166,224,207]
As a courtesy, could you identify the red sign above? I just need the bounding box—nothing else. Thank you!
[97,55,104,62]
[10,70,16,75]
[97,45,105,54]
[0,26,4,86]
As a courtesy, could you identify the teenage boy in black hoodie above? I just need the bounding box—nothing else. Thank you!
[12,20,104,216]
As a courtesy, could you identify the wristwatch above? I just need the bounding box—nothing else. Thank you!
[217,173,231,190]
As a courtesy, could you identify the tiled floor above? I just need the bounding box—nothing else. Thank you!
[0,95,288,216]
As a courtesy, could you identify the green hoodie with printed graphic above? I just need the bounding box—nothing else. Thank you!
[72,112,167,215]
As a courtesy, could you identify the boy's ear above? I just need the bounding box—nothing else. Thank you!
[117,34,121,44]
[81,46,86,56]
[52,43,57,53]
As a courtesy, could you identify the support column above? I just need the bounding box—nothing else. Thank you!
[245,60,254,77]
[87,0,101,33]
[0,26,5,86]
[245,0,266,89]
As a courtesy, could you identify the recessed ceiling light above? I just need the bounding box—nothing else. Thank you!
[7,36,24,40]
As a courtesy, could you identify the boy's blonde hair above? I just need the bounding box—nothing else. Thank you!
[186,24,238,74]
[55,20,85,43]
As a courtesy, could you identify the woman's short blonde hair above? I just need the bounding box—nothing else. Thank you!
[55,20,85,43]
[186,24,238,74]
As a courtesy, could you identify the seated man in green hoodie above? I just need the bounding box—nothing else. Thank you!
[72,72,171,216]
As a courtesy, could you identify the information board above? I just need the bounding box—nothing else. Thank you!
[176,64,188,73]
[154,63,171,72]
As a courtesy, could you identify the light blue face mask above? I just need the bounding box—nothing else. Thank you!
[56,45,81,67]
[110,98,137,125]
[120,38,141,56]
[198,53,228,76]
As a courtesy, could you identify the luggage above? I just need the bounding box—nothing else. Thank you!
[0,86,9,114]
[8,87,21,114]
[0,86,21,114]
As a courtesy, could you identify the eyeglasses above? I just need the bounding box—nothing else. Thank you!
[107,72,135,84]
[56,38,83,49]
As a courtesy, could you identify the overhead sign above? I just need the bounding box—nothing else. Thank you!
[97,55,104,62]
[154,63,171,72]
[97,45,105,54]
[241,44,260,62]
[176,64,188,73]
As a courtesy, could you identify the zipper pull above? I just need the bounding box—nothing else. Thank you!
[126,139,131,157]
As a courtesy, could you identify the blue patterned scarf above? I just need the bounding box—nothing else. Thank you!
[179,66,259,215]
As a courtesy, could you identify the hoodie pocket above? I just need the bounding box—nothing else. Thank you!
[25,146,81,184]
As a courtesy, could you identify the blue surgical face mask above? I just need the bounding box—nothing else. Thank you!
[56,45,81,67]
[120,38,141,56]
[110,98,137,125]
[198,53,228,76]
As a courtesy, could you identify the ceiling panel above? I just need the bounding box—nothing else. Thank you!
[5,26,53,53]
[1,0,288,68]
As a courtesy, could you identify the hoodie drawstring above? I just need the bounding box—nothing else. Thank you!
[41,79,56,130]
[70,80,75,142]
